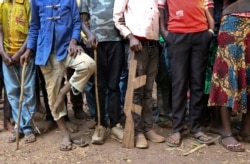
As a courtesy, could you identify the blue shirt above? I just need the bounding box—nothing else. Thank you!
[27,0,81,66]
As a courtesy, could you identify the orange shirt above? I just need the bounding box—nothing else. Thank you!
[158,0,208,33]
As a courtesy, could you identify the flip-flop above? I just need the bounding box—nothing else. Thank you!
[72,139,89,147]
[59,134,73,151]
[219,134,245,152]
[24,133,36,143]
[190,131,217,144]
[59,141,72,151]
[166,132,182,147]
[7,132,24,143]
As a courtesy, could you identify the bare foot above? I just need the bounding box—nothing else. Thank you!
[166,132,182,147]
[59,133,72,151]
[4,118,14,133]
[65,122,78,133]
[36,103,46,114]
[88,119,96,129]
[42,121,57,133]
[220,134,245,152]
[74,109,87,120]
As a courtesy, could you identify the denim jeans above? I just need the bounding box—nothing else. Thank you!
[84,79,96,119]
[2,58,36,134]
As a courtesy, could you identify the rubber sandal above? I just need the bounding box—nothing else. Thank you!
[219,134,245,152]
[24,133,36,143]
[166,132,182,147]
[7,133,23,143]
[59,141,72,151]
[191,131,216,144]
[72,139,89,147]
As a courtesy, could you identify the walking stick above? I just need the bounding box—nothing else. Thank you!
[94,50,102,135]
[16,62,27,150]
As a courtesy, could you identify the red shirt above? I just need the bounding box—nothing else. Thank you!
[158,0,208,33]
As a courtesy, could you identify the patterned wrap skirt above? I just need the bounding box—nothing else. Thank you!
[208,15,250,113]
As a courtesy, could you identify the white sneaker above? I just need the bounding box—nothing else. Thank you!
[111,123,124,143]
[91,126,106,145]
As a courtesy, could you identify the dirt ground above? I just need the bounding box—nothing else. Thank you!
[0,95,250,164]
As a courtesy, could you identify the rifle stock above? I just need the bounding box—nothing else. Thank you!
[122,51,146,148]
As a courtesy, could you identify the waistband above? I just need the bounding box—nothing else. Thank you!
[140,40,158,47]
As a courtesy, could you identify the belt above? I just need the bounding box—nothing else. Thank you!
[140,40,158,47]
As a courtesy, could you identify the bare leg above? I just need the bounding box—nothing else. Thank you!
[237,112,250,142]
[220,106,233,136]
[42,120,57,133]
[56,117,72,151]
[53,83,71,114]
[220,106,244,151]
[208,106,222,134]
[4,118,14,132]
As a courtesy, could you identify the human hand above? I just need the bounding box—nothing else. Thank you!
[162,30,169,41]
[11,52,22,65]
[127,34,142,52]
[68,39,84,57]
[86,33,98,49]
[20,49,32,66]
[1,52,14,66]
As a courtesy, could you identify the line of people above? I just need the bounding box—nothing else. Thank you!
[0,0,249,153]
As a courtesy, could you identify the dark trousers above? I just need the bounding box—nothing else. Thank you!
[132,41,159,135]
[3,90,12,120]
[155,45,172,123]
[167,31,211,133]
[96,41,124,128]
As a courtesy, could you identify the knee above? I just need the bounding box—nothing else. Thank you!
[88,60,96,75]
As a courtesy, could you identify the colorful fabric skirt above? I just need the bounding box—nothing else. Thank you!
[208,15,250,113]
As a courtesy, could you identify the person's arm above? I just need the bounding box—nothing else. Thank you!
[71,0,81,42]
[0,3,13,66]
[21,0,40,65]
[68,0,82,56]
[113,0,142,52]
[158,0,168,40]
[204,0,215,36]
[79,0,97,49]
[0,24,13,66]
[113,0,131,39]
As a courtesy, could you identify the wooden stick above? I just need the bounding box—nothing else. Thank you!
[94,49,101,134]
[16,62,27,150]
[183,144,207,156]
